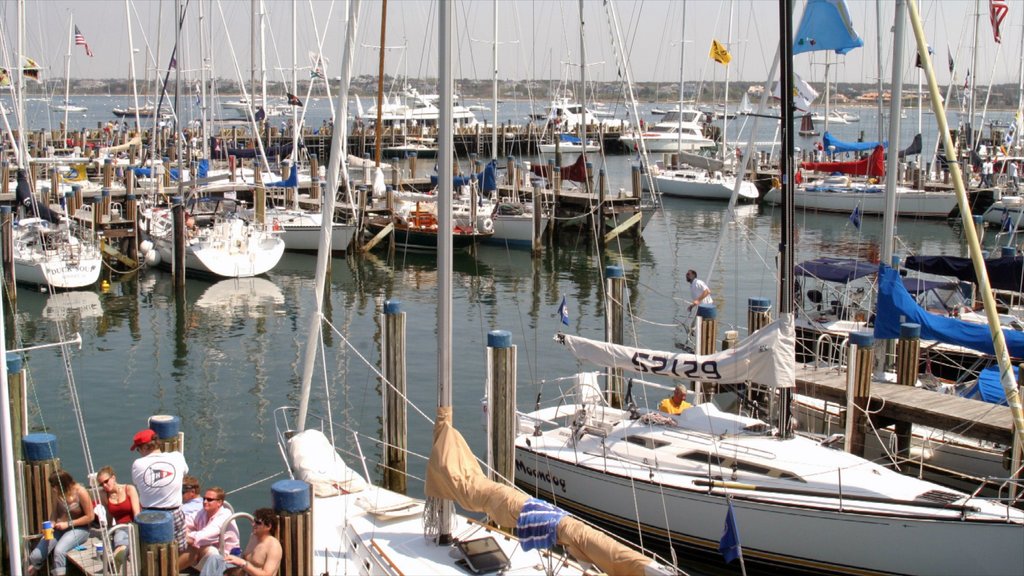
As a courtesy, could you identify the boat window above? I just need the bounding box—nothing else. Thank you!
[915,490,962,505]
[676,452,805,482]
[624,435,669,450]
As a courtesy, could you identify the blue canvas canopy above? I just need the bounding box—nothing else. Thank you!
[795,257,876,284]
[874,264,1024,357]
[969,365,1011,405]
[822,131,888,154]
[904,255,1024,293]
[430,160,496,191]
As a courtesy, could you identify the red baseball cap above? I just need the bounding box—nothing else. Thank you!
[130,429,158,451]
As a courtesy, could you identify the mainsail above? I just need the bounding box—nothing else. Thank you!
[555,314,796,389]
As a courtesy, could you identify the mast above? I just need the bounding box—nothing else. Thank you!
[823,53,830,134]
[374,0,388,167]
[778,0,795,439]
[435,0,455,543]
[578,0,588,171]
[62,13,73,144]
[199,0,208,159]
[296,0,362,432]
[291,0,297,161]
[875,0,885,142]
[1016,5,1024,155]
[677,0,687,153]
[259,0,267,114]
[968,0,980,150]
[491,0,498,162]
[125,0,142,141]
[16,0,28,168]
[722,0,734,162]
[881,0,905,268]
[905,0,1024,454]
[250,0,257,101]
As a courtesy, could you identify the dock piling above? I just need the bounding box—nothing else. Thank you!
[895,323,921,461]
[272,480,313,576]
[381,300,407,494]
[486,330,516,488]
[845,332,875,457]
[605,266,625,408]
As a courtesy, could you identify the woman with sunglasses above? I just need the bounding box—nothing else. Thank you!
[97,465,140,568]
[28,470,95,576]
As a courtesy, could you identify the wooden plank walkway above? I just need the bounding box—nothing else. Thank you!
[793,363,1014,445]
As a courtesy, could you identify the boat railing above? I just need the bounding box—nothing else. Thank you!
[219,511,253,555]
[813,333,848,372]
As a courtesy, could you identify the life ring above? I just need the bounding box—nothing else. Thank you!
[480,217,494,234]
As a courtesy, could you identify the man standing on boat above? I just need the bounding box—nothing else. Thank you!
[686,269,713,311]
[130,429,189,552]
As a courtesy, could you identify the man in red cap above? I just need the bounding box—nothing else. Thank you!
[130,428,189,552]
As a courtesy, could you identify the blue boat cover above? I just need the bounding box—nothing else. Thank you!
[793,0,864,55]
[904,255,1024,293]
[429,160,496,191]
[874,264,1024,357]
[795,257,876,283]
[266,164,298,188]
[559,133,582,144]
[971,365,1011,405]
[822,131,887,154]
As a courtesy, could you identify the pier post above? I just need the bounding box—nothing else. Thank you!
[72,184,83,218]
[103,157,113,188]
[486,330,516,487]
[506,156,515,187]
[22,433,60,536]
[1,161,9,196]
[529,164,542,255]
[272,480,313,576]
[7,354,25,462]
[631,164,641,200]
[49,166,60,207]
[748,297,773,334]
[698,304,718,398]
[973,214,984,246]
[282,160,294,208]
[845,332,875,457]
[721,330,739,350]
[148,415,183,454]
[895,323,921,462]
[228,155,237,183]
[101,187,112,223]
[381,300,407,494]
[254,163,265,225]
[1,206,13,291]
[391,157,401,189]
[136,510,176,576]
[171,195,186,286]
[125,193,139,262]
[605,266,625,408]
[408,152,418,182]
[309,155,321,202]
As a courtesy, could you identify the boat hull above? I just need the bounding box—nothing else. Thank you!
[14,254,101,290]
[484,213,549,248]
[651,171,759,201]
[763,185,957,218]
[515,446,1023,575]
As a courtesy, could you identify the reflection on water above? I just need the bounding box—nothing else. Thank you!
[10,198,976,541]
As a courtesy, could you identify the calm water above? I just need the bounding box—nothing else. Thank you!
[8,93,999,572]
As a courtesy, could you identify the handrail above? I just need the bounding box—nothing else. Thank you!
[107,523,140,576]
[219,511,253,555]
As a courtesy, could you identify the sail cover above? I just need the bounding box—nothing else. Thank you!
[874,265,1024,357]
[678,150,725,172]
[898,134,923,159]
[904,255,1024,293]
[822,131,888,153]
[556,314,795,388]
[531,154,589,183]
[801,145,886,177]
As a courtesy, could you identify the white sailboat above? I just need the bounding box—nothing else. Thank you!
[276,3,673,575]
[515,3,1024,574]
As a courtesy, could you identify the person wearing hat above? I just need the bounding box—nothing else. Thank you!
[130,428,189,552]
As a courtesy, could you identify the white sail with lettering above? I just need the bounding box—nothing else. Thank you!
[557,313,795,389]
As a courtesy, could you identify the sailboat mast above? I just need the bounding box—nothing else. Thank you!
[677,0,687,153]
[16,0,28,168]
[778,0,795,440]
[722,0,734,161]
[578,0,588,171]
[435,0,455,543]
[291,0,297,161]
[968,0,980,150]
[374,0,388,167]
[881,0,906,267]
[62,13,73,144]
[875,0,885,142]
[823,54,830,134]
[199,0,208,159]
[491,0,498,162]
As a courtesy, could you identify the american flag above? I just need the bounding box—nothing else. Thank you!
[74,25,93,57]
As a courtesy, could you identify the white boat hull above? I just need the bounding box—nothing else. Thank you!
[619,135,714,153]
[982,198,1024,228]
[763,185,957,218]
[14,254,101,290]
[651,170,759,201]
[538,142,600,154]
[12,220,102,289]
[485,213,549,248]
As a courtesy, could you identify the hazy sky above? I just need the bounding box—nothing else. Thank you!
[1,1,1021,90]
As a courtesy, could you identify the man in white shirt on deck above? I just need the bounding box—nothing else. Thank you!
[686,269,713,311]
[130,429,189,552]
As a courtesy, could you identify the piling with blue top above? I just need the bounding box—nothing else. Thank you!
[895,323,922,460]
[606,266,626,407]
[7,353,25,462]
[698,304,718,356]
[1,205,12,290]
[747,297,773,334]
[148,415,182,453]
[847,331,875,457]
[487,330,517,488]
[135,510,176,575]
[382,300,407,493]
[22,433,60,534]
[272,480,312,576]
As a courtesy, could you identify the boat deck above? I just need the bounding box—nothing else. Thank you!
[794,362,1014,445]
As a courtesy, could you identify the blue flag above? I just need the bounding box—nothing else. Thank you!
[1001,209,1013,233]
[849,204,862,230]
[719,499,742,564]
[793,0,864,55]
[558,297,569,326]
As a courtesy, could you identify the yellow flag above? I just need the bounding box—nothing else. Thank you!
[710,39,732,65]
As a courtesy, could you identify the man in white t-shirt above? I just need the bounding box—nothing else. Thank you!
[686,269,713,311]
[130,429,189,552]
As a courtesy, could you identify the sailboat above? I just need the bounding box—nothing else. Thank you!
[514,2,1024,574]
[798,114,819,136]
[275,2,673,575]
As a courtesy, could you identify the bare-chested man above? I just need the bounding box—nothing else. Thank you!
[224,508,282,576]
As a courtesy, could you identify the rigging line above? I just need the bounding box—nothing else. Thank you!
[225,470,286,496]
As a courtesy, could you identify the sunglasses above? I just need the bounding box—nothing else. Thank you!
[182,485,197,493]
[99,477,114,486]
[253,520,267,527]
[203,497,222,502]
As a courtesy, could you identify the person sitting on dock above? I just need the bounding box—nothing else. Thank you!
[130,428,189,552]
[28,471,95,576]
[686,269,713,311]
[96,465,140,570]
[181,475,203,523]
[178,486,241,573]
[658,384,692,415]
[222,508,283,576]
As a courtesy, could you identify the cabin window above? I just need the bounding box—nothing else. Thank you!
[624,435,669,450]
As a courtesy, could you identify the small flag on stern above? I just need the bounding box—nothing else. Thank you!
[558,297,570,326]
[849,204,862,230]
[287,93,304,107]
[709,40,732,65]
[74,25,93,57]
[719,498,743,564]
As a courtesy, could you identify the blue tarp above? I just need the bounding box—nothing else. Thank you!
[904,255,1024,293]
[822,131,888,154]
[266,165,298,188]
[429,160,496,191]
[793,0,864,56]
[795,257,876,284]
[874,264,1024,357]
[559,134,582,144]
[134,159,210,181]
[971,365,1011,405]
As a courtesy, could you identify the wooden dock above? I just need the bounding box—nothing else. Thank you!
[793,363,1013,445]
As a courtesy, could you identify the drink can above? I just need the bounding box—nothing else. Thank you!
[41,521,54,540]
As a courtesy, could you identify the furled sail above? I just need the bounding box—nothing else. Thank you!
[677,150,725,172]
[801,144,886,177]
[424,407,672,576]
[822,131,887,153]
[530,154,589,183]
[555,314,796,388]
[874,264,1024,356]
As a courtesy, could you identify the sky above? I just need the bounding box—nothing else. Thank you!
[0,0,1021,90]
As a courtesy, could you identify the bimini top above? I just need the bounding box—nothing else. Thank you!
[904,255,1024,293]
[796,257,876,284]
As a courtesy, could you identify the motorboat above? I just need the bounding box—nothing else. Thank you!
[619,109,715,153]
